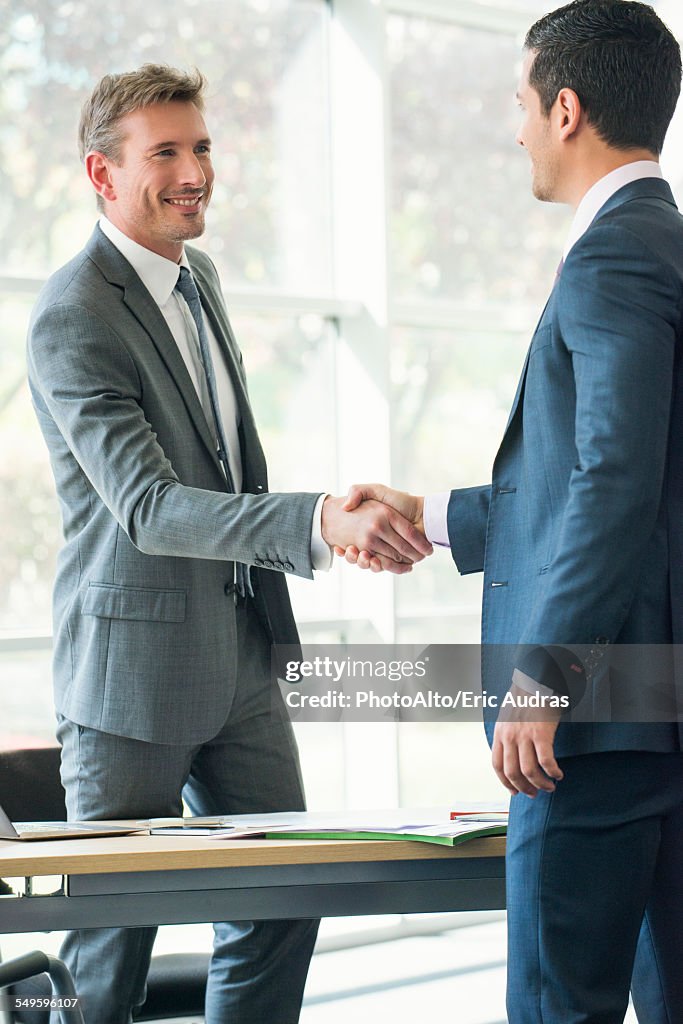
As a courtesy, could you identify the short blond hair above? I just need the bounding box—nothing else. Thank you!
[79,63,206,163]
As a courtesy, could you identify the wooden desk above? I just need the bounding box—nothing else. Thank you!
[0,834,505,933]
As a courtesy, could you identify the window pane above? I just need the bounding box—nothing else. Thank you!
[391,321,526,636]
[0,0,331,293]
[230,310,341,626]
[0,292,59,635]
[390,322,526,808]
[388,14,568,309]
[0,649,55,746]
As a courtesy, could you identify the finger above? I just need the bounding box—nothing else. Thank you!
[374,556,412,575]
[356,550,412,574]
[344,546,360,564]
[383,511,433,559]
[343,483,382,512]
[492,738,518,796]
[352,551,385,572]
[357,530,410,564]
[519,740,556,794]
[503,740,538,798]
[362,525,423,564]
[333,546,345,557]
[536,742,564,783]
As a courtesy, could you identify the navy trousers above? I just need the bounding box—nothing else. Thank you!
[505,750,683,1024]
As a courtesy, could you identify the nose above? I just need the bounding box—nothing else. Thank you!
[178,150,207,188]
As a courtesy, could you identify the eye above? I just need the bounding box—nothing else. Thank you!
[195,145,211,155]
[156,149,175,157]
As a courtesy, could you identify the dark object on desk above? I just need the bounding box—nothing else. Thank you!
[0,747,209,1022]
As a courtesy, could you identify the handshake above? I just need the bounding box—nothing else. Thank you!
[321,483,431,575]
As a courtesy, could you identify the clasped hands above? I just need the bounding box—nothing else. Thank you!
[321,483,429,575]
[322,484,565,798]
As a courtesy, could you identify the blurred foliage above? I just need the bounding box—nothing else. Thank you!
[390,323,528,625]
[0,0,330,632]
[0,0,330,287]
[388,14,568,307]
[6,0,680,641]
[0,298,60,631]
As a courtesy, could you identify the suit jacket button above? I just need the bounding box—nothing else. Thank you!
[274,560,284,570]
[263,559,274,568]
[255,558,264,566]
[284,561,294,571]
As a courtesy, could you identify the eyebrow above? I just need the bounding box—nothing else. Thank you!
[144,137,212,154]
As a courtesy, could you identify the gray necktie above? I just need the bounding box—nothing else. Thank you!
[175,266,252,599]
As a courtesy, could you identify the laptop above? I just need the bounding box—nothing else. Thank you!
[0,803,144,841]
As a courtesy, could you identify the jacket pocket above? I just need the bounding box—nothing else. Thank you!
[82,582,187,623]
[528,324,552,358]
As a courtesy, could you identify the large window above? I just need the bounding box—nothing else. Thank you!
[4,0,683,813]
[3,2,680,1017]
[0,0,339,738]
[0,0,332,289]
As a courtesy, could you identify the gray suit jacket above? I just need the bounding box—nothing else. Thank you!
[27,225,320,744]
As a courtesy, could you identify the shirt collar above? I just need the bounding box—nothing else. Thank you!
[99,216,190,305]
[563,160,663,261]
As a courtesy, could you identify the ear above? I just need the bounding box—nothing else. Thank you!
[85,151,118,204]
[555,87,582,141]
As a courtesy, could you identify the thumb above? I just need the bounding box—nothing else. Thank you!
[343,484,368,511]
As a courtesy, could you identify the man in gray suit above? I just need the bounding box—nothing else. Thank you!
[27,65,431,1024]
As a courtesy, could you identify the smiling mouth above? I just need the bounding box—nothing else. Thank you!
[164,194,204,208]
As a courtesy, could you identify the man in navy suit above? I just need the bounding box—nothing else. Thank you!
[340,2,683,1020]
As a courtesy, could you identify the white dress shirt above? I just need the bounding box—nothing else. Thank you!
[99,217,331,569]
[423,160,663,548]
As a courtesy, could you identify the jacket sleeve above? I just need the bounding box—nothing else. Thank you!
[447,485,491,574]
[27,301,320,579]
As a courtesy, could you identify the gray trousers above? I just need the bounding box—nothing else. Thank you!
[54,603,319,1023]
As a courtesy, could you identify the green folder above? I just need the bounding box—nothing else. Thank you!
[264,822,506,847]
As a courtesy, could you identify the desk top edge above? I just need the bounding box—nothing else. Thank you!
[0,835,506,877]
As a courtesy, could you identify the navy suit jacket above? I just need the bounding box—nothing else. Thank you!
[447,178,683,756]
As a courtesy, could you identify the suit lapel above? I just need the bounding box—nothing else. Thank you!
[503,288,555,433]
[497,178,677,449]
[86,226,222,473]
[189,255,268,489]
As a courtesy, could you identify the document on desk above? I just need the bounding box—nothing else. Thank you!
[148,818,270,838]
[260,820,507,847]
[152,806,507,847]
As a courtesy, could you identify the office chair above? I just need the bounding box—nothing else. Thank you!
[0,950,84,1024]
[0,748,209,1022]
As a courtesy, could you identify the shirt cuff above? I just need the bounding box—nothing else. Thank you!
[511,668,555,699]
[311,493,333,571]
[423,492,451,546]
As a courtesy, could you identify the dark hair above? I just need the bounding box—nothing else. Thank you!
[525,0,681,154]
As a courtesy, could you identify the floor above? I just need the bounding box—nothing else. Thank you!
[0,914,639,1023]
